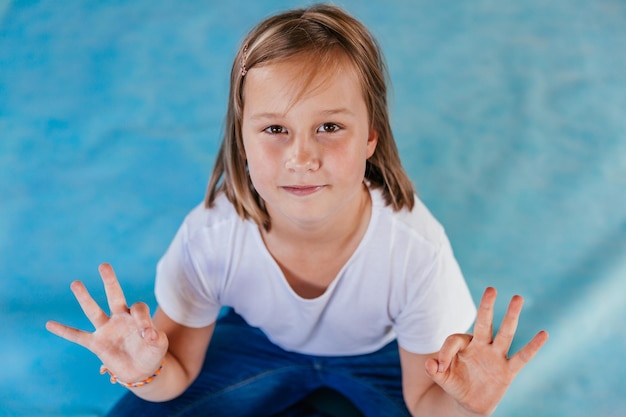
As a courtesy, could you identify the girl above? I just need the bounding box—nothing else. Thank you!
[46,4,548,417]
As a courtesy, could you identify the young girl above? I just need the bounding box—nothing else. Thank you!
[46,4,548,417]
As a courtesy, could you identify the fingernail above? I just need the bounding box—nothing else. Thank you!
[142,328,158,341]
[438,362,445,373]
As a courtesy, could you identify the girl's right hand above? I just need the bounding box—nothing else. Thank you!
[46,263,169,385]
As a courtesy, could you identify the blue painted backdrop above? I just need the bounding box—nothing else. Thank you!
[1,0,625,416]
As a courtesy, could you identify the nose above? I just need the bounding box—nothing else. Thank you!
[284,134,320,172]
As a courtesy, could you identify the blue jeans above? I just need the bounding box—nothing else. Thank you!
[106,310,411,417]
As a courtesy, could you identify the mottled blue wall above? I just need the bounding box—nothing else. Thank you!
[1,1,625,415]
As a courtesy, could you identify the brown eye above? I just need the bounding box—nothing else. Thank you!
[264,125,286,135]
[318,123,340,133]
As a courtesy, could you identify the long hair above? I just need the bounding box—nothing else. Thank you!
[205,4,415,229]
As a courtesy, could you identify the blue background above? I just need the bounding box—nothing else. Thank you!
[1,0,625,416]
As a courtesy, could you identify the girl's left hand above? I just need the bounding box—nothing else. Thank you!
[425,287,549,416]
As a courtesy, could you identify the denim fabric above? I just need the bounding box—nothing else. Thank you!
[106,310,411,417]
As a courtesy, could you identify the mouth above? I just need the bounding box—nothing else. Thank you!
[281,185,326,196]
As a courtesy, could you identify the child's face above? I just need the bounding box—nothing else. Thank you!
[241,57,378,229]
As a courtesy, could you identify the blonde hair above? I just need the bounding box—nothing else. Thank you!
[205,3,415,228]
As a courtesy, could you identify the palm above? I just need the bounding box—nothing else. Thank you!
[91,310,166,382]
[427,288,549,416]
[46,263,168,384]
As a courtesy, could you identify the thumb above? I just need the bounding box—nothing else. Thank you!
[130,302,165,348]
[425,357,449,386]
[425,333,473,385]
[435,333,472,373]
[425,358,441,379]
[140,326,162,344]
[140,326,169,353]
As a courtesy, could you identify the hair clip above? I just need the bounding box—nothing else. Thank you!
[241,44,249,76]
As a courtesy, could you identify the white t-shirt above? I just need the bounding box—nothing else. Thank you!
[155,187,476,356]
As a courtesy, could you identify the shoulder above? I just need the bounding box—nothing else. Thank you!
[371,188,446,250]
[172,194,255,257]
[182,193,245,239]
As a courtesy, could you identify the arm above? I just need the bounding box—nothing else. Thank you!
[46,263,215,401]
[400,287,549,417]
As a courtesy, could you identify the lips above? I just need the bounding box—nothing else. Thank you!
[282,185,325,196]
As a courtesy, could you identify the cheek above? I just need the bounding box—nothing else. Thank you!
[338,140,370,172]
[244,143,275,189]
[326,148,368,183]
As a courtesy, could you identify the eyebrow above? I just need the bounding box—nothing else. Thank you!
[249,108,355,121]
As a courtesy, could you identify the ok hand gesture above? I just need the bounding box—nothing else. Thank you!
[426,287,549,416]
[46,263,168,385]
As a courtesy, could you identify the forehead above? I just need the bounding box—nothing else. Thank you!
[242,53,365,112]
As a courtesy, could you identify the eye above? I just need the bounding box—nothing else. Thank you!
[317,123,341,133]
[263,125,287,135]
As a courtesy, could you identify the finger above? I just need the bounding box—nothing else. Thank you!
[70,280,109,328]
[436,333,473,373]
[473,287,497,343]
[508,330,549,374]
[99,263,129,315]
[129,302,159,343]
[493,295,524,354]
[45,320,92,349]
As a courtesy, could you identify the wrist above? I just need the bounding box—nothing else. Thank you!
[100,359,166,389]
[453,401,492,417]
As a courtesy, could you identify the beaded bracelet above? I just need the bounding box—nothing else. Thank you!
[100,360,165,388]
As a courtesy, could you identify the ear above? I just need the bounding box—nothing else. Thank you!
[366,128,378,159]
